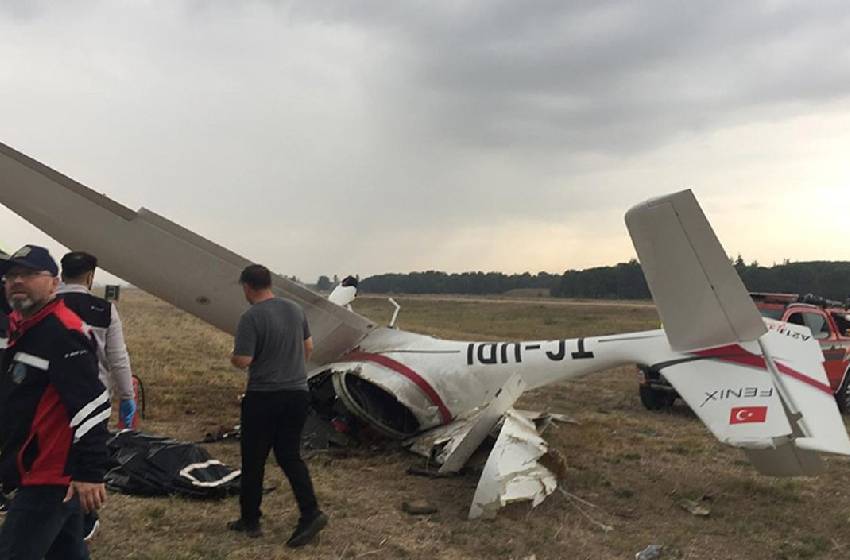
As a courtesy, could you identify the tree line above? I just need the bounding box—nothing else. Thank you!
[358,271,559,295]
[317,258,850,302]
[551,258,850,301]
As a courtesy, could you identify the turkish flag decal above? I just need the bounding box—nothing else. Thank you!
[729,406,768,424]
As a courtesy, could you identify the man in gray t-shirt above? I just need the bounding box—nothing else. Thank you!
[233,298,311,392]
[228,264,327,547]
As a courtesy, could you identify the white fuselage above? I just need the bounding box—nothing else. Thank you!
[319,326,676,433]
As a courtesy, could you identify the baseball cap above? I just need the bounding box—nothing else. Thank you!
[0,245,59,277]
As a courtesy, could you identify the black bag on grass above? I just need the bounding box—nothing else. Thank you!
[105,431,241,499]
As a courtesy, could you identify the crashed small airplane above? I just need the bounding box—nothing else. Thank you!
[2,141,849,519]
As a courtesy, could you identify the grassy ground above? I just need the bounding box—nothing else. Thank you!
[87,290,850,559]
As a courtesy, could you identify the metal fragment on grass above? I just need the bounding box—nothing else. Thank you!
[635,544,664,560]
[679,498,711,516]
[468,410,557,519]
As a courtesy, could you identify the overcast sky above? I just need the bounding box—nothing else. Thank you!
[2,1,849,284]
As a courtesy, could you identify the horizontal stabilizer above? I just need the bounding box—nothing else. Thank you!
[744,444,824,477]
[660,344,793,446]
[625,190,766,352]
[657,321,850,475]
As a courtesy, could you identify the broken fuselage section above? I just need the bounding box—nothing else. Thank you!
[306,324,681,518]
[307,325,635,440]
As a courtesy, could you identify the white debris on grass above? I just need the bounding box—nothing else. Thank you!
[635,544,663,560]
[468,410,557,519]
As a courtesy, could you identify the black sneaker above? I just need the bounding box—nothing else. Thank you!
[227,518,262,538]
[83,512,100,542]
[286,511,328,548]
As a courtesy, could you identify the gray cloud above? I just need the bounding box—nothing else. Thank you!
[1,1,849,281]
[286,1,850,154]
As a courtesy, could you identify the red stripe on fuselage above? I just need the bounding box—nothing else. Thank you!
[693,344,833,395]
[343,352,453,424]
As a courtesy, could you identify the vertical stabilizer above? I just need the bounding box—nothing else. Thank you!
[625,190,766,352]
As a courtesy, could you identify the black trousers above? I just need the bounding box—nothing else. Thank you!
[0,485,89,560]
[240,390,319,524]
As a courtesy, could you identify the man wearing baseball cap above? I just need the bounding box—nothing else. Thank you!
[0,245,110,559]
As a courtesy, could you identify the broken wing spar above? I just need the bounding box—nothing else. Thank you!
[2,141,849,520]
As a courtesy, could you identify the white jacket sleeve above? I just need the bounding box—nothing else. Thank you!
[106,304,135,401]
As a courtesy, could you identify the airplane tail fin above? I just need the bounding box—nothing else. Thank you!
[625,189,766,352]
[626,190,850,475]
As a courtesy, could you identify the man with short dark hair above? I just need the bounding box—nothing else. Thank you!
[58,251,136,428]
[228,263,327,547]
[0,245,110,559]
[58,250,137,542]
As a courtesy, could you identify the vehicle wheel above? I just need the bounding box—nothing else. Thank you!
[639,384,676,411]
[835,369,850,414]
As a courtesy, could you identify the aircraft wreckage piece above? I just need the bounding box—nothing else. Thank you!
[468,410,557,520]
[436,374,525,474]
[405,374,527,473]
[4,141,850,520]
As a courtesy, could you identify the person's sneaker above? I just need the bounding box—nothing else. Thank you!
[83,512,100,542]
[227,518,262,538]
[286,511,328,548]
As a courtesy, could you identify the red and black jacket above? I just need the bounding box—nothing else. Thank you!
[0,279,9,348]
[0,298,110,491]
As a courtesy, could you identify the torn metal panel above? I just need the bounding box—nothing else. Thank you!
[438,374,526,473]
[468,410,557,520]
[513,409,578,434]
[405,411,481,460]
[403,374,526,469]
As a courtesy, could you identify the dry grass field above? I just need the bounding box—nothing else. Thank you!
[86,290,850,560]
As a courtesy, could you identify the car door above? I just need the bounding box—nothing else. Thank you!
[785,308,843,390]
[827,310,850,387]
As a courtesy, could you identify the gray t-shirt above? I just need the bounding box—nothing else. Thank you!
[233,298,311,392]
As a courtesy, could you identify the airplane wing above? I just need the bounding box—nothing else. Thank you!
[0,141,375,365]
